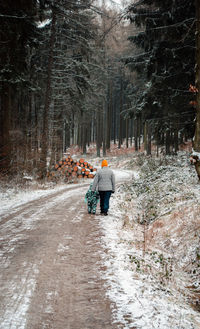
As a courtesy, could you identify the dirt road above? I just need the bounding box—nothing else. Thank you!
[0,182,124,329]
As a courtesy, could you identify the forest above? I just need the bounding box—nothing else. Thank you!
[0,0,200,179]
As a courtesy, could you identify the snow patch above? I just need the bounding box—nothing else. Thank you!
[100,205,200,328]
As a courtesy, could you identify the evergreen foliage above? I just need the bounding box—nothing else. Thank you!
[125,0,196,143]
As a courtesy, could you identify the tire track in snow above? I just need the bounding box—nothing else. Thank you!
[0,183,89,225]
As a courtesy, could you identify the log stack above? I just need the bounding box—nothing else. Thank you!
[47,155,97,181]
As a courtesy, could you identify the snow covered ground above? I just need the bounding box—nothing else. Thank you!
[99,152,200,328]
[0,151,200,328]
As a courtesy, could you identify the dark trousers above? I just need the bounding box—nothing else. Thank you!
[99,191,112,214]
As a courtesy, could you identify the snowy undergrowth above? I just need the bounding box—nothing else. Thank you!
[100,152,200,329]
[119,153,199,224]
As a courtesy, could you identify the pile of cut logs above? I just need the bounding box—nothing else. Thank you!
[47,155,97,181]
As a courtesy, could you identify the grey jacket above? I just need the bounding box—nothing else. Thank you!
[92,167,115,192]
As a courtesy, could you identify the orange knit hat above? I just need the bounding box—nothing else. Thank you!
[101,159,108,167]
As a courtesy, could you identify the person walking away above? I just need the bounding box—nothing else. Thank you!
[85,183,100,214]
[92,159,115,216]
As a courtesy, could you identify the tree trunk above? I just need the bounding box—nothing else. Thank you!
[33,95,39,169]
[193,0,200,179]
[96,108,101,157]
[147,122,151,155]
[165,128,171,155]
[106,81,112,150]
[113,98,116,144]
[118,114,123,149]
[134,118,138,151]
[118,74,123,149]
[102,97,106,157]
[40,9,56,179]
[0,82,11,172]
[82,112,87,155]
[82,129,87,154]
[138,116,141,150]
[130,118,133,146]
[174,126,179,154]
[126,118,129,148]
[144,121,147,152]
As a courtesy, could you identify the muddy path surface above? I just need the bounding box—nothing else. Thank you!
[0,181,126,329]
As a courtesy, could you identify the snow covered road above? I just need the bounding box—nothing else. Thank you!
[0,183,119,329]
[0,170,133,329]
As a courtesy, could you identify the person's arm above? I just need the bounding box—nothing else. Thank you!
[111,171,115,192]
[92,172,99,191]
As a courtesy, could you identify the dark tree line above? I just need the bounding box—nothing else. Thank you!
[123,0,196,155]
[0,0,99,177]
[0,0,41,172]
